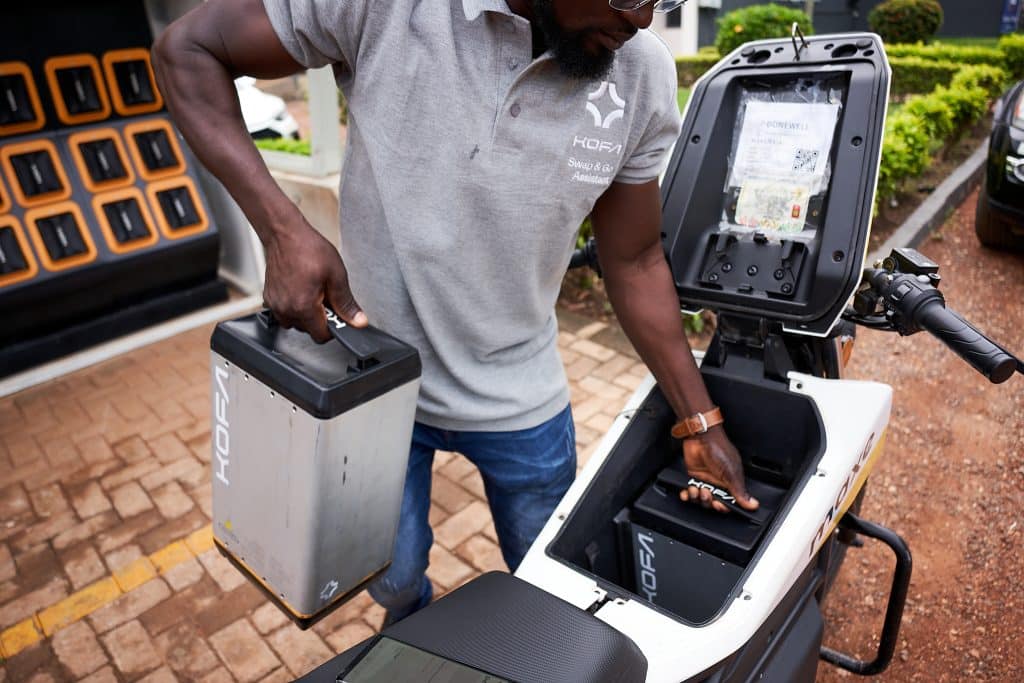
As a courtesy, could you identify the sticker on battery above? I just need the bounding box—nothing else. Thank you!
[735,178,811,233]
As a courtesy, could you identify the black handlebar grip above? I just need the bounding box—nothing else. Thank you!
[323,307,377,362]
[915,301,1017,384]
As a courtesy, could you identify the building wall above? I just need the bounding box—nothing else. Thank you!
[698,0,1010,49]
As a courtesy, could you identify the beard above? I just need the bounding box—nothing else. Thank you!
[531,0,617,80]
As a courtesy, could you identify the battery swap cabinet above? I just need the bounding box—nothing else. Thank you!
[210,313,421,628]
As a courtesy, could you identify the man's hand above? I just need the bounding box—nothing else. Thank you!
[263,220,367,343]
[679,428,759,514]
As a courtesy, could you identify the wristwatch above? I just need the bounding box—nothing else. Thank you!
[670,406,724,439]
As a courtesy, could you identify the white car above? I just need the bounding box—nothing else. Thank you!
[235,76,300,140]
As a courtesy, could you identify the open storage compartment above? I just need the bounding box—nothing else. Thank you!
[549,370,824,624]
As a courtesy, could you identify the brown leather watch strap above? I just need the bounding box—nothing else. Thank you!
[670,406,724,439]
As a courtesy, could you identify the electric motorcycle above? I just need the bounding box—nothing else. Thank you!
[280,32,1022,682]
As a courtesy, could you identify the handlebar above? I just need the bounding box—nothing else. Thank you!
[865,269,1017,384]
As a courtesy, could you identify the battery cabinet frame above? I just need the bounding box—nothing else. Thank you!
[531,33,890,681]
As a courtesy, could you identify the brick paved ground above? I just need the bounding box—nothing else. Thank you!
[0,314,647,682]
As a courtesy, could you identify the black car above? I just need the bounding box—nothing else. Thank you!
[976,79,1024,250]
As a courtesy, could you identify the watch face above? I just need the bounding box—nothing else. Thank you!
[339,637,509,683]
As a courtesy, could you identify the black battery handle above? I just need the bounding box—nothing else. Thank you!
[256,308,378,369]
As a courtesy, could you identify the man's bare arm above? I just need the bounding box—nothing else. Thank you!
[153,0,365,340]
[591,179,758,512]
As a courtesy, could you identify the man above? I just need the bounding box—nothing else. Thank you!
[154,0,758,623]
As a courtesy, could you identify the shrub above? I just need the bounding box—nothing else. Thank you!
[889,56,959,96]
[714,4,813,56]
[998,33,1024,79]
[869,0,943,44]
[950,64,1010,100]
[676,54,720,87]
[885,43,1005,68]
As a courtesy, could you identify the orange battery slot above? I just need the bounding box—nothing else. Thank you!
[92,187,159,254]
[1,139,72,208]
[0,215,39,288]
[146,176,209,239]
[25,202,97,271]
[68,128,135,193]
[45,54,111,126]
[102,48,163,117]
[0,174,9,214]
[0,62,45,137]
[124,119,185,181]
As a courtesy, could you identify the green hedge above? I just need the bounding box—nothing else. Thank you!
[676,54,720,87]
[889,56,959,96]
[877,64,1007,201]
[714,4,813,56]
[884,43,1005,68]
[999,33,1024,79]
[254,137,311,156]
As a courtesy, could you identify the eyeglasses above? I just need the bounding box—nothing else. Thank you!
[609,0,688,13]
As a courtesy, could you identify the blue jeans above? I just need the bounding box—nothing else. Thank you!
[368,404,577,622]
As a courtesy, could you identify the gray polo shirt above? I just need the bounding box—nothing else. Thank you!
[264,0,681,431]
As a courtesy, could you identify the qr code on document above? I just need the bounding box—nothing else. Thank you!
[792,149,819,174]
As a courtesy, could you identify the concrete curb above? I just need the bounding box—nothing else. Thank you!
[868,142,988,263]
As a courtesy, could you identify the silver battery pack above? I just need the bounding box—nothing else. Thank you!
[210,312,420,628]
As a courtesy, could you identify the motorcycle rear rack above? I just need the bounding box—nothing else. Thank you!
[820,511,913,675]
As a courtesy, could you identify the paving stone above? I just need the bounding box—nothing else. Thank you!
[99,460,162,491]
[104,543,144,572]
[80,665,119,683]
[163,556,205,591]
[575,321,608,339]
[199,667,236,683]
[50,620,108,678]
[251,602,289,635]
[458,469,487,500]
[431,450,456,470]
[112,435,157,464]
[137,507,207,554]
[613,372,645,391]
[456,535,506,572]
[325,621,375,653]
[151,481,195,519]
[438,455,477,482]
[69,482,113,519]
[88,578,171,634]
[0,576,68,630]
[0,542,13,582]
[27,483,69,519]
[591,353,636,382]
[267,625,334,677]
[1,641,55,682]
[110,481,155,518]
[571,396,607,423]
[61,542,107,590]
[584,411,616,433]
[41,437,79,468]
[94,509,164,555]
[139,456,203,492]
[8,511,77,553]
[141,575,221,636]
[52,510,119,552]
[194,581,264,638]
[259,667,295,683]
[431,474,475,514]
[153,620,221,679]
[310,591,374,638]
[147,432,194,465]
[209,619,281,683]
[13,543,61,589]
[578,375,626,400]
[361,602,386,630]
[428,504,449,526]
[565,355,599,381]
[76,436,116,465]
[62,460,124,489]
[101,620,162,676]
[0,484,30,523]
[138,666,179,683]
[427,544,474,590]
[434,500,491,550]
[197,548,247,593]
[0,461,47,497]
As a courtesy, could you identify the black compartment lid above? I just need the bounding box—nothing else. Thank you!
[660,33,890,336]
[211,313,421,420]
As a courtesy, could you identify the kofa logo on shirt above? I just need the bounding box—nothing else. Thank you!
[586,81,625,129]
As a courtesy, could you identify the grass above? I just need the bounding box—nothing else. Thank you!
[677,87,691,113]
[254,136,311,156]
